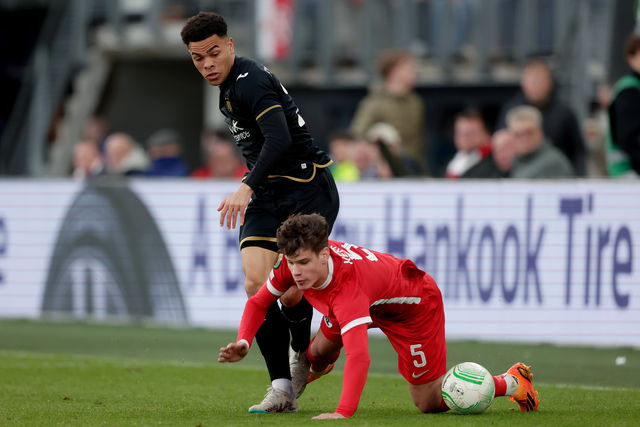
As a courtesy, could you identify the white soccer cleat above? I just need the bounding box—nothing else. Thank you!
[290,350,311,398]
[248,386,298,413]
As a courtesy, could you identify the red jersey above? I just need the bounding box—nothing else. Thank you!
[274,241,435,332]
[236,241,443,417]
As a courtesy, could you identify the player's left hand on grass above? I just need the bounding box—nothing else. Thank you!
[312,413,346,420]
[217,341,249,363]
[217,183,253,229]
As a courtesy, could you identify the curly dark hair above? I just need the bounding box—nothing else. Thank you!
[276,214,329,256]
[180,12,227,45]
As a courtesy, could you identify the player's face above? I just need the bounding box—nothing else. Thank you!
[188,34,235,86]
[286,247,330,290]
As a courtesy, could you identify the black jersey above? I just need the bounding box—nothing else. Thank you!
[218,57,332,189]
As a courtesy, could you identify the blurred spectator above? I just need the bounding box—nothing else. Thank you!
[104,132,149,176]
[445,108,492,179]
[462,129,516,179]
[607,33,640,177]
[350,50,427,174]
[192,129,248,179]
[327,130,360,182]
[507,106,573,179]
[143,128,190,177]
[351,137,393,180]
[72,139,104,179]
[366,122,423,177]
[491,129,517,177]
[497,59,587,176]
[584,82,611,177]
[83,116,110,153]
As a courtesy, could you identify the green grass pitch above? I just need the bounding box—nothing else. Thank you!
[1,319,639,426]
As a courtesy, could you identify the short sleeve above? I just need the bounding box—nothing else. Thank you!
[331,283,372,336]
[267,254,296,296]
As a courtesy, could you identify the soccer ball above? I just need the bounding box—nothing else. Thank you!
[441,362,495,414]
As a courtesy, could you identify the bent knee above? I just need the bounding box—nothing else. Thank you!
[280,287,303,307]
[411,377,446,414]
[244,277,264,297]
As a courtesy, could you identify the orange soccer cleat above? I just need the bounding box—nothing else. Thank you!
[507,362,540,412]
[307,363,335,384]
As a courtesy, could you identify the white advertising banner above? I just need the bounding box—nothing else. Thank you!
[0,179,638,347]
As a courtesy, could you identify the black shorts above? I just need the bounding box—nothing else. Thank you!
[239,167,340,251]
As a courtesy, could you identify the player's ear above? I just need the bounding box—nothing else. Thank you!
[320,247,330,263]
[227,37,235,55]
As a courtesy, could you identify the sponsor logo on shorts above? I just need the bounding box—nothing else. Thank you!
[411,370,430,379]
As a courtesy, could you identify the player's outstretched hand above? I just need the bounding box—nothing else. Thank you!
[217,183,253,229]
[218,341,249,363]
[312,413,346,420]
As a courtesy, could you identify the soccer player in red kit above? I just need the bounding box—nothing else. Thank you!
[219,214,540,418]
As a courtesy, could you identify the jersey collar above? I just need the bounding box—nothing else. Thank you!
[220,56,241,89]
[312,256,333,290]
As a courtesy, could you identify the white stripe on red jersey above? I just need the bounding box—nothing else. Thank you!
[341,316,373,334]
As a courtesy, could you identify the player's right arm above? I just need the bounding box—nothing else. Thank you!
[324,283,373,417]
[217,283,278,363]
[218,264,294,363]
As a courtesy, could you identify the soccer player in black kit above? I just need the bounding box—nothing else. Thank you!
[181,12,340,413]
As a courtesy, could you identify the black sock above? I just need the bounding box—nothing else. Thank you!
[255,302,291,381]
[281,297,313,353]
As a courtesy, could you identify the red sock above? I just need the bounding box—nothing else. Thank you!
[493,375,507,397]
[439,397,450,412]
[306,337,340,372]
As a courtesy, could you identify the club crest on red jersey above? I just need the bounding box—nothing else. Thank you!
[323,316,333,328]
[273,253,283,269]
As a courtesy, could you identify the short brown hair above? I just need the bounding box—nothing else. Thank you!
[276,214,329,256]
[377,50,412,79]
[181,12,227,45]
[625,33,640,57]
